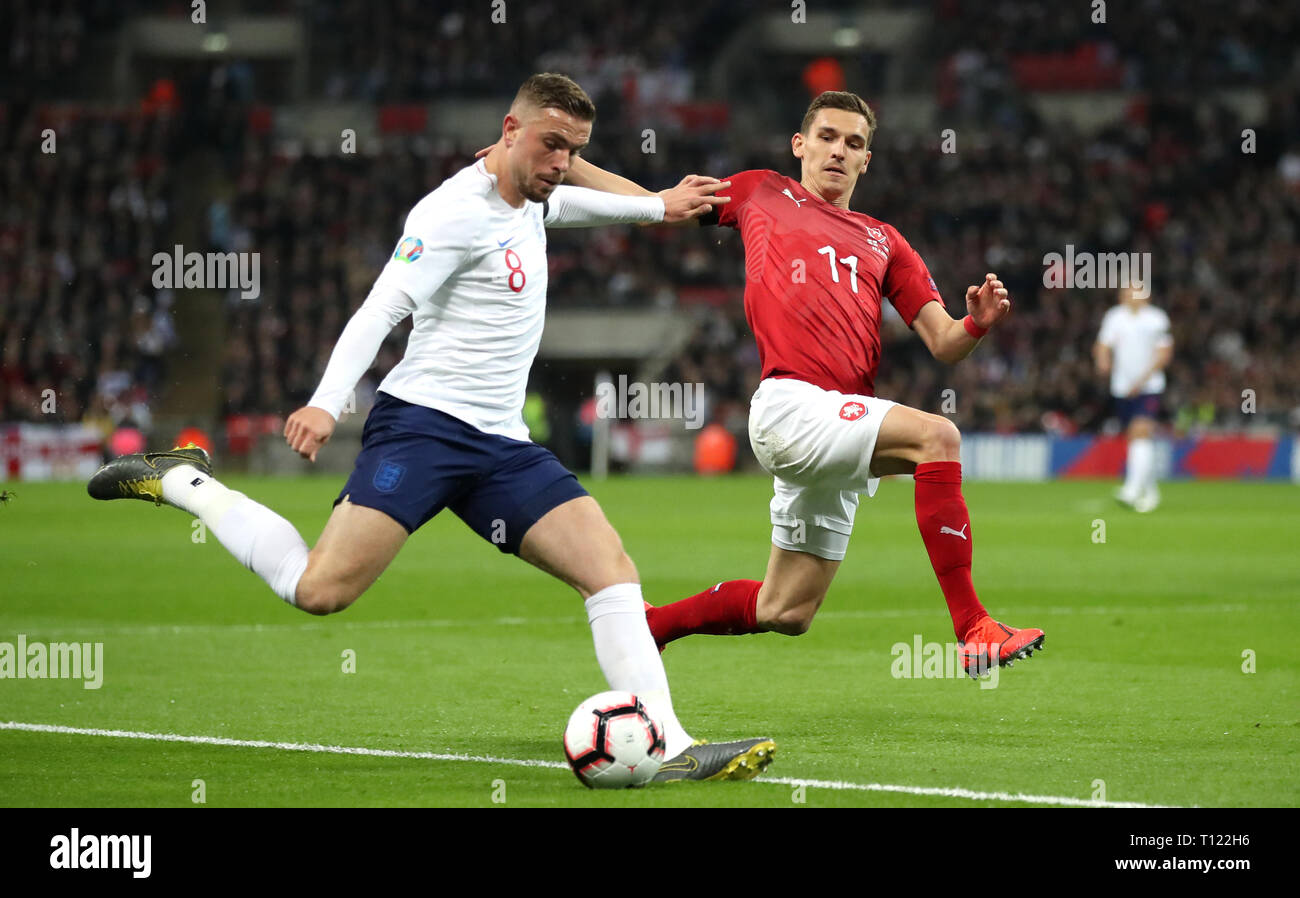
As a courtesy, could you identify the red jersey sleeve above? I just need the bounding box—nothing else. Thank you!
[704,170,774,228]
[881,226,943,327]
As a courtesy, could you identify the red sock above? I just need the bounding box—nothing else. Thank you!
[913,461,987,640]
[646,579,761,646]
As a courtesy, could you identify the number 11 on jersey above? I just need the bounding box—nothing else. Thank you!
[816,244,858,293]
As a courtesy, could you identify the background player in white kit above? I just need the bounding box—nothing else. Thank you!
[88,74,774,782]
[1094,286,1174,512]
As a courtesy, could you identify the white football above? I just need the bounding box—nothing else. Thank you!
[562,691,666,788]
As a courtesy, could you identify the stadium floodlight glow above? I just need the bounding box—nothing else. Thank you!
[832,27,861,48]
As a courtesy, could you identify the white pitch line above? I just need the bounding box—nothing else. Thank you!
[0,721,566,770]
[758,776,1176,808]
[1,721,1175,808]
[4,602,1250,637]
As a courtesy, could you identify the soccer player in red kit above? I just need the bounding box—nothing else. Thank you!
[571,91,1044,677]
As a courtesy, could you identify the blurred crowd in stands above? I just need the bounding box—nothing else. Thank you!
[3,0,1299,449]
[306,0,733,103]
[1,0,92,101]
[0,107,179,444]
[931,0,1300,98]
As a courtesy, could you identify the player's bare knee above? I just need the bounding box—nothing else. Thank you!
[757,586,821,635]
[920,414,962,461]
[294,577,354,615]
[768,604,817,636]
[292,582,332,615]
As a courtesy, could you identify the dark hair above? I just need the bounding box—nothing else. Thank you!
[800,91,876,147]
[513,73,596,121]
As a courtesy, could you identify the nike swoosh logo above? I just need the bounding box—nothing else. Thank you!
[939,524,969,539]
[497,236,515,247]
[658,754,699,773]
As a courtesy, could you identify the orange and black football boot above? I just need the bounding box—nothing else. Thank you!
[961,616,1045,679]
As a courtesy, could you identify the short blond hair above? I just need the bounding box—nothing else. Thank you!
[512,73,596,122]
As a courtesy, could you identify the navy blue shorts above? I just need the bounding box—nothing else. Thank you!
[334,392,588,554]
[1114,393,1163,426]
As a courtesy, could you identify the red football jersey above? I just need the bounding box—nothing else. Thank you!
[707,169,941,396]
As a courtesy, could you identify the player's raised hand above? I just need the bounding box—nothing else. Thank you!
[658,175,731,223]
[965,272,1012,330]
[284,406,336,463]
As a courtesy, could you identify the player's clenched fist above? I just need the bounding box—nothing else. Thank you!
[284,406,336,463]
[965,272,1012,330]
[658,175,731,223]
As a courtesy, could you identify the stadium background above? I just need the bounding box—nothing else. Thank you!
[2,0,1298,480]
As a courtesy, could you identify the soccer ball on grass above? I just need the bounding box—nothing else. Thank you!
[562,691,665,788]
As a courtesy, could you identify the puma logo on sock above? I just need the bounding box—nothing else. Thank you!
[939,524,968,540]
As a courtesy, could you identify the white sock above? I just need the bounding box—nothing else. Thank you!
[1129,438,1155,497]
[585,583,693,757]
[161,465,309,605]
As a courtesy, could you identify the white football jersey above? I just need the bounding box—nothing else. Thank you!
[305,161,662,439]
[1097,303,1173,397]
[374,160,550,441]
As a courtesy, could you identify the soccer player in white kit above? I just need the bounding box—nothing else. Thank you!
[1094,286,1174,512]
[88,74,774,782]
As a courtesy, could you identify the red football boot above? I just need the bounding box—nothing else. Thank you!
[961,616,1045,679]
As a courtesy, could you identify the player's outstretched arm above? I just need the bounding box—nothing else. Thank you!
[544,176,729,228]
[913,273,1012,365]
[563,158,730,225]
[472,145,728,226]
[286,284,416,462]
[473,145,657,197]
[565,155,656,196]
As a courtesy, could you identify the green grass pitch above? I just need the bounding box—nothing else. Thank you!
[1,475,1296,807]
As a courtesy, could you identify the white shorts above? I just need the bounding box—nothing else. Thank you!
[748,378,897,561]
